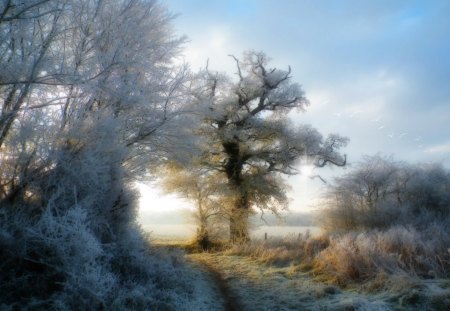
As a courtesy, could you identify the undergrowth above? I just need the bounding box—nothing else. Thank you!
[225,225,449,288]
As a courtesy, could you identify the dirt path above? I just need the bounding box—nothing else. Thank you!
[183,249,449,311]
[189,253,331,311]
[193,256,243,311]
[188,253,407,311]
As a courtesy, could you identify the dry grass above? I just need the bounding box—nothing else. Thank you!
[225,232,329,267]
[223,225,450,290]
[313,226,450,285]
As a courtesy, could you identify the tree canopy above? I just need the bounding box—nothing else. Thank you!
[163,51,348,241]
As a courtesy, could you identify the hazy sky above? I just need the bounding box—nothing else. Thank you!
[140,0,450,216]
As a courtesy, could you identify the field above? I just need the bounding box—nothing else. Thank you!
[142,224,320,241]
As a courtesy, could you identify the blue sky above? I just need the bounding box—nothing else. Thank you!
[142,0,450,213]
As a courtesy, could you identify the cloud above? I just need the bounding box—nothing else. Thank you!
[182,26,240,72]
[425,143,450,154]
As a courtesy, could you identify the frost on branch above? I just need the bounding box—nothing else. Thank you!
[320,155,450,232]
[0,0,197,309]
[176,51,348,242]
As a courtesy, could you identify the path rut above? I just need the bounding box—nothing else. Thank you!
[193,256,243,311]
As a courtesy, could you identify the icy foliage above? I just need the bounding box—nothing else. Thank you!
[311,155,450,285]
[157,162,230,248]
[320,155,450,231]
[315,225,450,284]
[170,51,348,241]
[0,0,199,309]
[0,203,207,310]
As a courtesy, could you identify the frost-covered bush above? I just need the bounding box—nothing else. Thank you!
[310,156,450,285]
[0,204,201,310]
[319,155,450,232]
[0,110,197,309]
[313,225,450,284]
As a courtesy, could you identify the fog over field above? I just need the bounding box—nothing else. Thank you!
[140,209,319,240]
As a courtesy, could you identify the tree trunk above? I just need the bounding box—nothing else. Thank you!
[229,194,250,243]
[222,140,251,242]
[196,223,209,250]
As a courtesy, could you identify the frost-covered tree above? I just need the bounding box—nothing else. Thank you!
[0,0,200,309]
[158,163,227,248]
[0,0,188,213]
[187,52,348,241]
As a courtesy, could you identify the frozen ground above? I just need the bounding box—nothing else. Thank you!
[182,258,227,311]
[187,252,450,311]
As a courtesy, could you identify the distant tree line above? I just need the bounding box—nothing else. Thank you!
[319,155,450,232]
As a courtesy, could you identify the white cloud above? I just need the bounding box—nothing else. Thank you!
[179,26,240,73]
[424,142,450,154]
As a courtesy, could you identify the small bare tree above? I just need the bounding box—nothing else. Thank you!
[158,163,227,248]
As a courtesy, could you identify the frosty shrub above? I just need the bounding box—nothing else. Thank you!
[312,155,450,284]
[313,225,450,284]
[0,110,199,309]
[227,160,450,283]
[319,155,450,232]
[0,203,202,310]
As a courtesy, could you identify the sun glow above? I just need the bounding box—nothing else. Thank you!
[300,164,315,177]
[137,183,191,213]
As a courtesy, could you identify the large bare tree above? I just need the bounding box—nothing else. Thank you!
[188,51,348,241]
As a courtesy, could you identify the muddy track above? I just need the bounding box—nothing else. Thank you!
[194,257,243,311]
